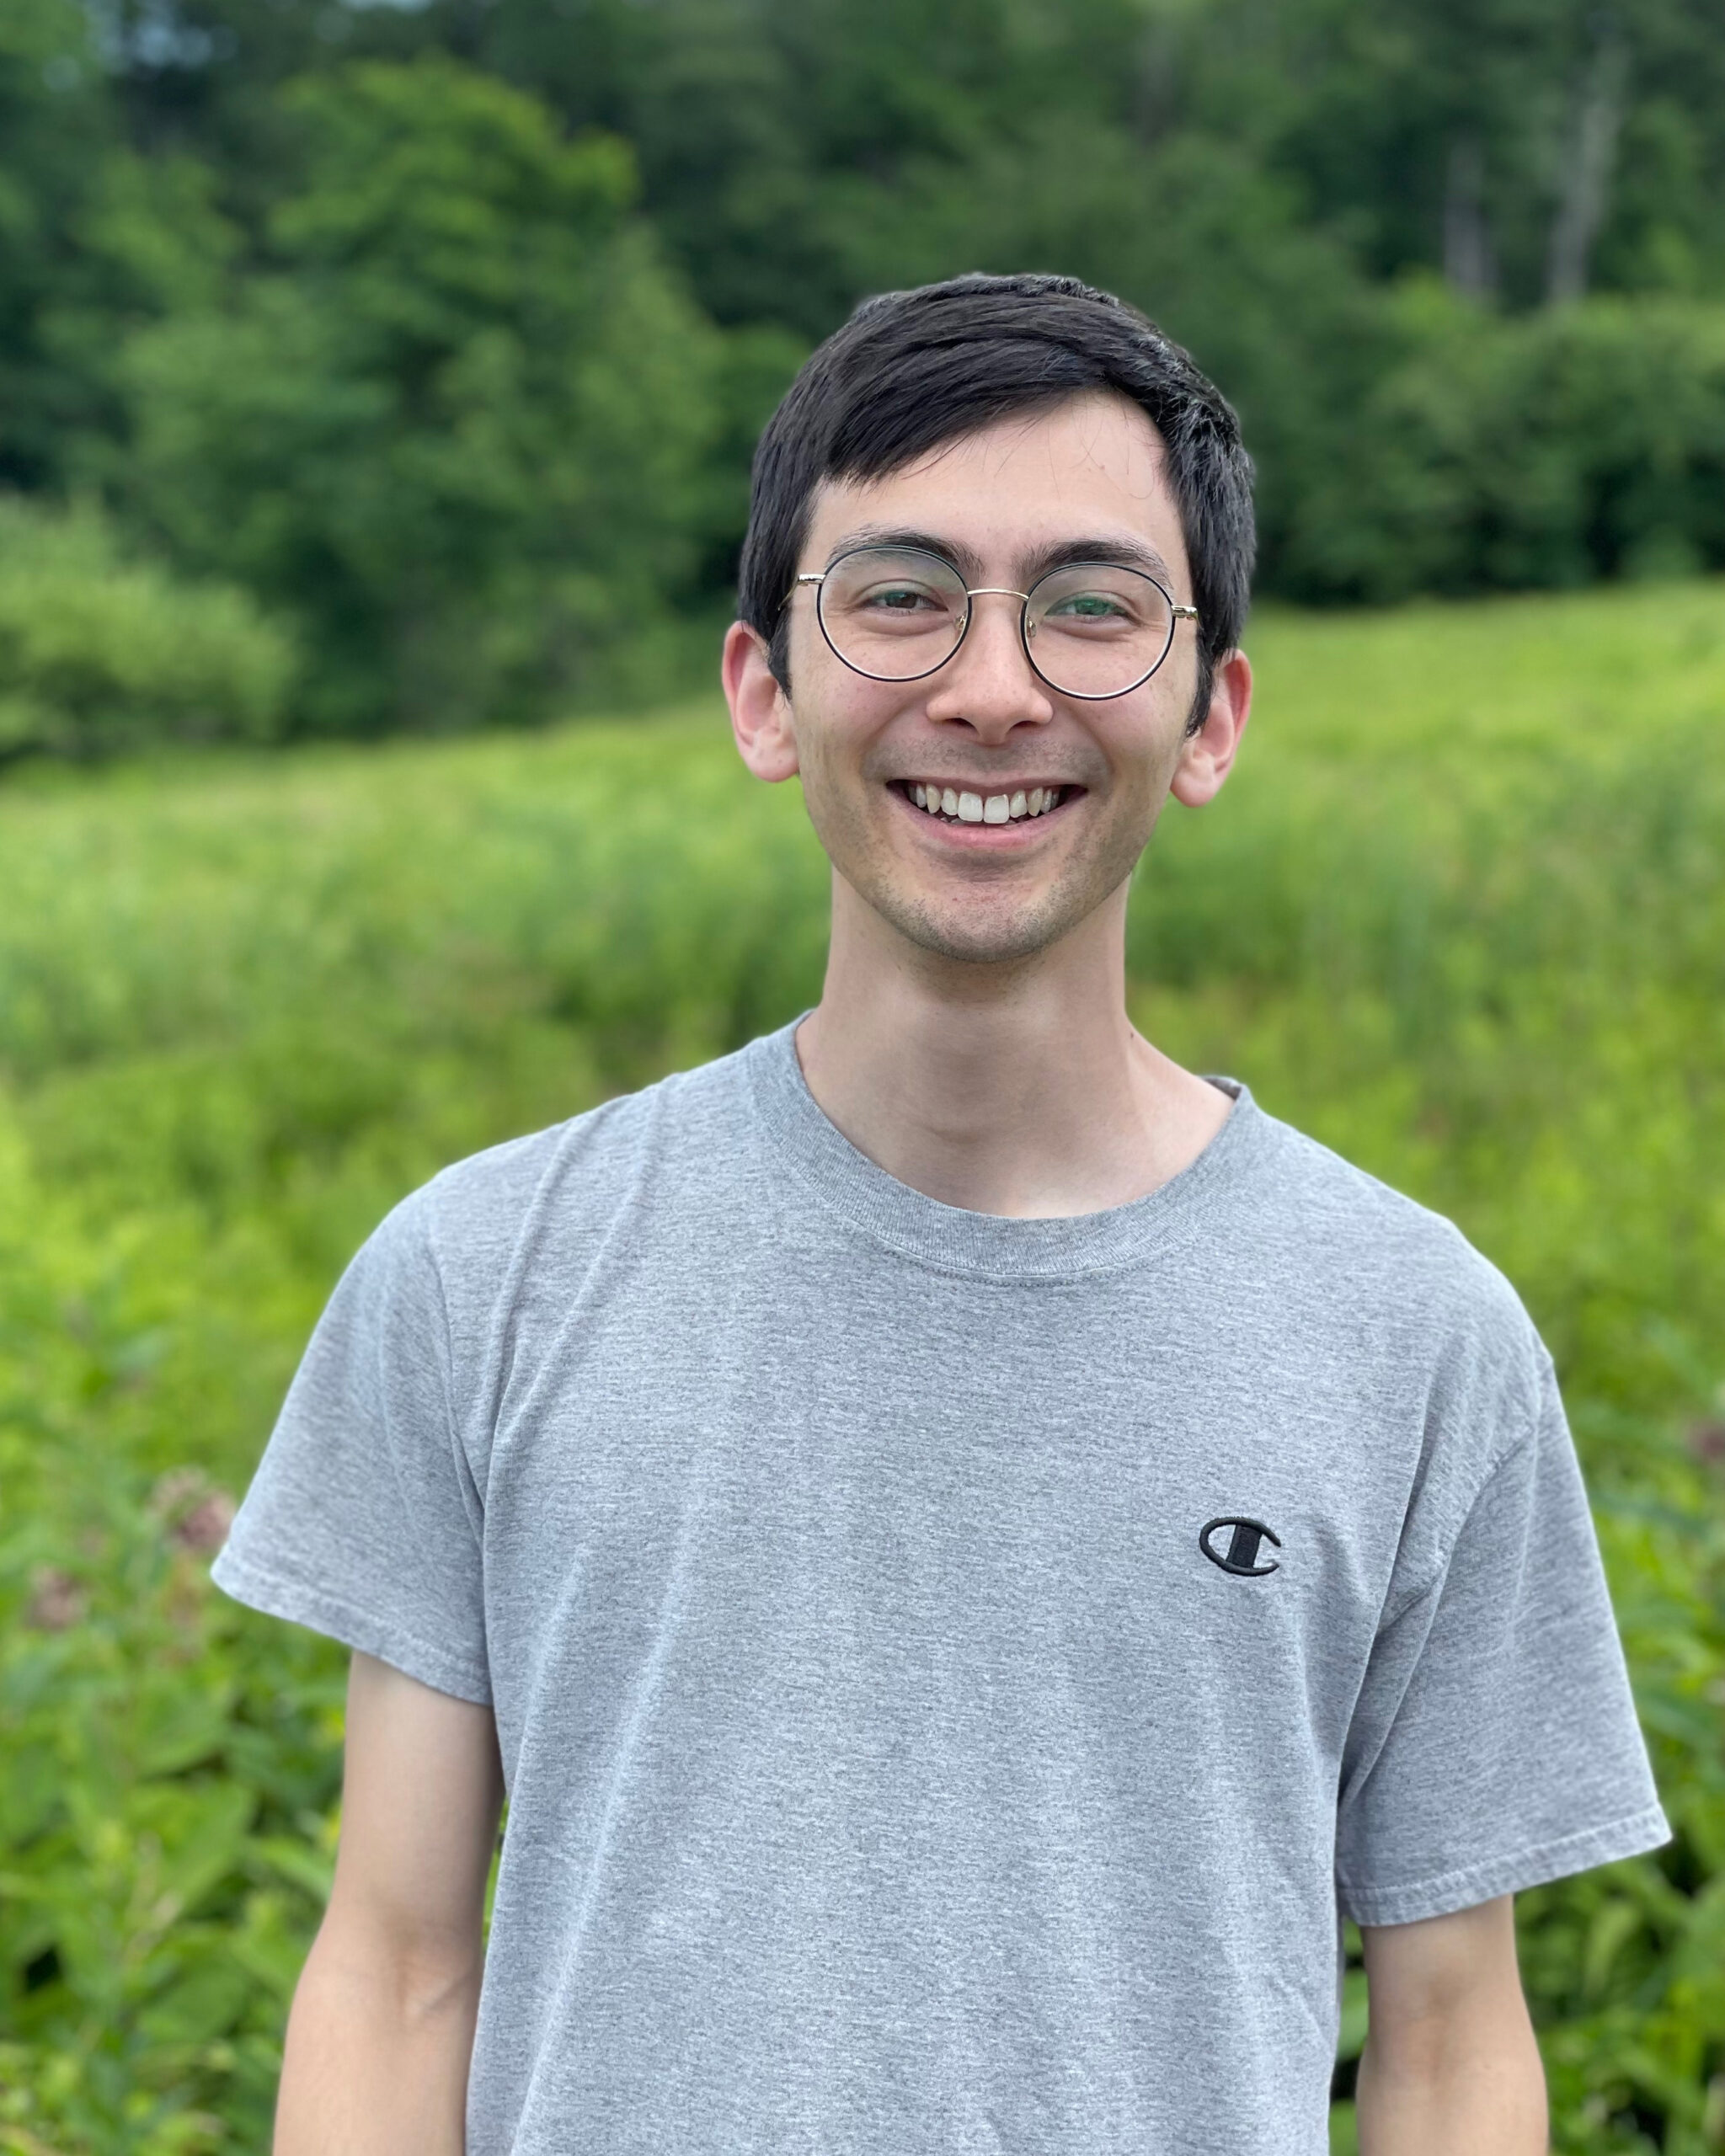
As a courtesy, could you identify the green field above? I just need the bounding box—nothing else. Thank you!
[2,581,1722,2153]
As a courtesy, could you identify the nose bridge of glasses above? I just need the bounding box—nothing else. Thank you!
[952,585,1037,671]
[928,585,1049,712]
[956,586,1034,660]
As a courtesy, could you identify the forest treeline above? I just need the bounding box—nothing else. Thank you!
[3,0,1725,744]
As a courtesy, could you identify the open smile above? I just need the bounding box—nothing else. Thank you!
[890,780,1079,829]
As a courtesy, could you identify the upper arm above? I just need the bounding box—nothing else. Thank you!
[1360,1896,1529,2065]
[326,1649,506,1969]
[1356,1898,1546,2153]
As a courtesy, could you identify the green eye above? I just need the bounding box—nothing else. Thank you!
[1047,592,1129,622]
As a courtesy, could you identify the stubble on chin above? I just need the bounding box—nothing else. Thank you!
[863,880,1079,967]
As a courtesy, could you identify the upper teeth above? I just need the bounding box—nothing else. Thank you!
[911,785,1061,822]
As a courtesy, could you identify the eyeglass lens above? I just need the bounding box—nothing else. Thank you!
[814,546,1177,698]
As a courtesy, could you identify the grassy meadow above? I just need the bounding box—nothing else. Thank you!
[1,579,1722,2153]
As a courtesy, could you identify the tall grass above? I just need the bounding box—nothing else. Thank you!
[1,579,1722,2152]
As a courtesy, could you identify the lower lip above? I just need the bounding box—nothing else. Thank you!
[890,787,1078,848]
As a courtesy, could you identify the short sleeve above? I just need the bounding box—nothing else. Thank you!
[1335,1353,1669,1926]
[211,1188,491,1705]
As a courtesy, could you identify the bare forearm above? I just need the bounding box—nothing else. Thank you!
[1356,2020,1546,2155]
[274,1916,482,2156]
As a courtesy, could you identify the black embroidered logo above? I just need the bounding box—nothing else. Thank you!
[1199,1517,1282,1578]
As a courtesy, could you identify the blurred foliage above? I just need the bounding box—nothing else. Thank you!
[3,0,1725,739]
[0,581,1720,2148]
[117,58,725,734]
[0,496,296,758]
[1276,283,1725,600]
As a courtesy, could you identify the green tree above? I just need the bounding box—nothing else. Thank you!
[1164,0,1725,307]
[454,0,1179,337]
[118,57,721,734]
[0,0,115,489]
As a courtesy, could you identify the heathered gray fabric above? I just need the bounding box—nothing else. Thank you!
[214,1020,1668,2154]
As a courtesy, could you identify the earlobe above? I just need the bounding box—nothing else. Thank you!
[1169,648,1252,808]
[724,621,800,783]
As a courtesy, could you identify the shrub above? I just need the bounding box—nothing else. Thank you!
[1273,285,1725,603]
[0,498,299,758]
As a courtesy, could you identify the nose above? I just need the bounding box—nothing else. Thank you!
[921,590,1055,743]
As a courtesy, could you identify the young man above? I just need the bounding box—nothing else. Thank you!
[215,273,1668,2154]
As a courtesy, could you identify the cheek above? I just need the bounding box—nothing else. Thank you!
[1078,712,1188,863]
[788,668,908,799]
[782,702,880,863]
[1091,701,1177,798]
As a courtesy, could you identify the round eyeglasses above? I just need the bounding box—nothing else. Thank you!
[790,543,1199,701]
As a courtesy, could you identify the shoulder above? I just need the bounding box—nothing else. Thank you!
[369,1036,764,1289]
[1240,1100,1530,1329]
[1226,1096,1549,1476]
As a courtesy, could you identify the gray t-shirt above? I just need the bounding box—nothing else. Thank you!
[214,1021,1668,2154]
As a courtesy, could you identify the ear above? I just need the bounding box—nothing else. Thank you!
[724,621,799,782]
[1169,648,1252,808]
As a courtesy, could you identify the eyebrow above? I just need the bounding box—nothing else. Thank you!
[824,526,988,581]
[823,525,1178,592]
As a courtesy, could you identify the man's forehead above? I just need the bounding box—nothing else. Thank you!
[801,391,1183,574]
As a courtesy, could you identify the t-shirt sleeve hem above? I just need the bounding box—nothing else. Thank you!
[210,1545,494,1709]
[1336,1803,1672,1927]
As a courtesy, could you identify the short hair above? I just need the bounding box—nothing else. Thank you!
[737,272,1255,734]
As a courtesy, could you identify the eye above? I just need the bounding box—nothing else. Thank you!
[1044,590,1135,625]
[858,583,945,613]
[1052,594,1124,617]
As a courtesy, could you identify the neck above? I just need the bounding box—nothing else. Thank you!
[794,875,1231,1218]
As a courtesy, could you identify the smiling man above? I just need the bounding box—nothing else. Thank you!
[216,274,1668,2155]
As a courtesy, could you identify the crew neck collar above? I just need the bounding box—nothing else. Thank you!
[744,1016,1266,1281]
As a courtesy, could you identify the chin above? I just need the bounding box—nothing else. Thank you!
[876,887,1091,967]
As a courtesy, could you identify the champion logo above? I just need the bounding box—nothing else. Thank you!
[1199,1517,1282,1578]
